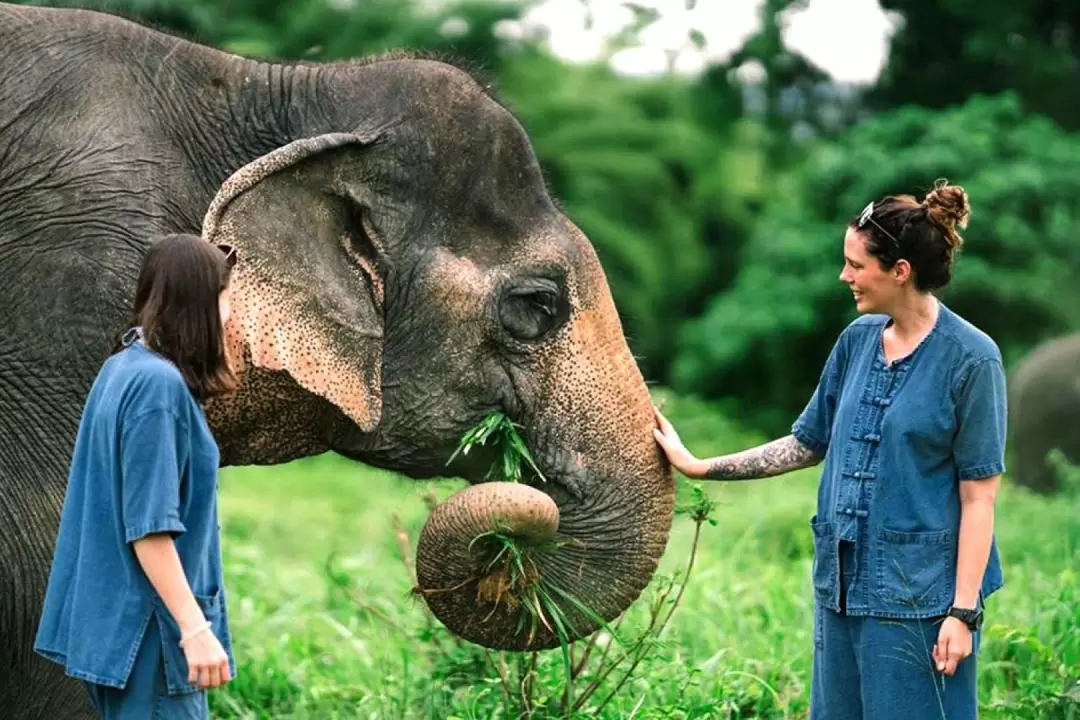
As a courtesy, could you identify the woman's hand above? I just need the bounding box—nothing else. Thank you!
[183,626,232,690]
[131,534,232,690]
[933,617,973,676]
[653,406,706,478]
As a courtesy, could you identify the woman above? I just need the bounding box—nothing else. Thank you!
[654,181,1005,719]
[35,234,240,718]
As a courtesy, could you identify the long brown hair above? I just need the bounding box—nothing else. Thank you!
[117,233,239,399]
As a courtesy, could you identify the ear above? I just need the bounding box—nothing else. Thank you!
[201,133,385,431]
[893,257,913,285]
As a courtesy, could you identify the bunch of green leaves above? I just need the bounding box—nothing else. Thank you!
[446,411,546,484]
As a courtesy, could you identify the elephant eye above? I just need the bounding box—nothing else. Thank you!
[499,280,565,342]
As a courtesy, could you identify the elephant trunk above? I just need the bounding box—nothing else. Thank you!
[415,449,673,650]
[415,268,676,650]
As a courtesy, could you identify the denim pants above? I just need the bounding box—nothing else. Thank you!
[83,616,209,719]
[810,541,979,719]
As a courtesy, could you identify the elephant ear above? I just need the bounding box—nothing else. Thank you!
[201,133,385,431]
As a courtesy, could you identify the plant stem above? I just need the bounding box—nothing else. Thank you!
[574,517,705,712]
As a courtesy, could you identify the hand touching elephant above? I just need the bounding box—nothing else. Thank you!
[0,4,674,718]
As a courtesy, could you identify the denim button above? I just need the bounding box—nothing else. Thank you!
[854,509,869,518]
[864,433,881,442]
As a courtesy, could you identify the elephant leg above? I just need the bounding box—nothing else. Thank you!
[0,515,97,720]
[1,413,97,718]
[9,646,96,720]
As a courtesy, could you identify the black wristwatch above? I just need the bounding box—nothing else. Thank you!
[947,606,983,632]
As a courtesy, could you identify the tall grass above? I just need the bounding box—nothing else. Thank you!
[429,410,719,716]
[208,391,1080,718]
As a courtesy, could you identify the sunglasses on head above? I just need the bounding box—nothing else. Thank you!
[216,243,237,269]
[857,201,900,247]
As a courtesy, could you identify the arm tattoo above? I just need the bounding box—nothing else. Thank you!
[705,435,822,480]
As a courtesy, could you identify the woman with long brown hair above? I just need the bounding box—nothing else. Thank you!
[35,234,240,718]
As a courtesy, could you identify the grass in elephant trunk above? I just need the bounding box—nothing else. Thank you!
[411,412,719,717]
[441,412,584,650]
[468,526,585,643]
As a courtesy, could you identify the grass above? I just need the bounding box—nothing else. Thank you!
[446,411,546,484]
[207,390,1080,718]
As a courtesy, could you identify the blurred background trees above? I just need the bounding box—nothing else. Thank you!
[17,0,1080,437]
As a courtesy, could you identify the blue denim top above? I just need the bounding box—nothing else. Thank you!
[793,301,1006,618]
[34,330,234,693]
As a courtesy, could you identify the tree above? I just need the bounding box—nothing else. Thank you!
[871,0,1080,130]
[673,92,1080,435]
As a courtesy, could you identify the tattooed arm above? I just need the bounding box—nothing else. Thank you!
[653,407,822,480]
[701,435,821,480]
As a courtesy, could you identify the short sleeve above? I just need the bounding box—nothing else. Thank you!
[953,358,1008,481]
[792,334,848,455]
[121,408,188,542]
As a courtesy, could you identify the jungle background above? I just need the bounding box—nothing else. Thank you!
[16,0,1080,717]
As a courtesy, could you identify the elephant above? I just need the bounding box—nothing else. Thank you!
[0,4,675,717]
[1008,332,1080,493]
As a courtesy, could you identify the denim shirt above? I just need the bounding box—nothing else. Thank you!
[34,331,234,693]
[793,302,1006,619]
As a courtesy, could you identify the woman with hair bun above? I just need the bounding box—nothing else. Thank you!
[655,180,1004,718]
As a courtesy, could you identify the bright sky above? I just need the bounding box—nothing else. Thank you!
[516,0,900,85]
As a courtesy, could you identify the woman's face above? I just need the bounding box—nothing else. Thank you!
[839,226,908,314]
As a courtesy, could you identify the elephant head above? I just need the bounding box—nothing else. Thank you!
[197,60,675,650]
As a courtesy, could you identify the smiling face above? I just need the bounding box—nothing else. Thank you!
[839,226,913,314]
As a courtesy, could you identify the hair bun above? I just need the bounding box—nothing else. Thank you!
[922,179,970,246]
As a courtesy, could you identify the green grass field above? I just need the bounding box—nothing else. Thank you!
[209,392,1080,719]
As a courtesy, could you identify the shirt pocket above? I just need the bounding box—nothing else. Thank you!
[874,527,954,610]
[155,586,227,695]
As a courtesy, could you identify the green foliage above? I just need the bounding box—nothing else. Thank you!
[1047,449,1080,500]
[674,92,1080,434]
[872,0,1080,131]
[20,0,531,70]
